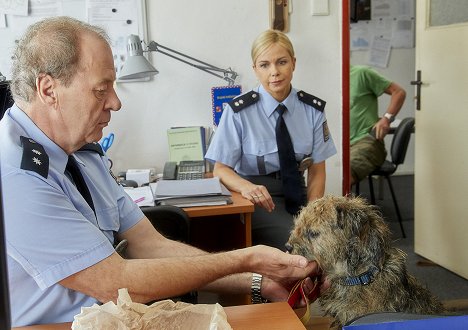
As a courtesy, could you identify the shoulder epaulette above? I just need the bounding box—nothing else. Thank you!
[297,90,326,112]
[78,142,104,156]
[229,91,260,113]
[20,136,49,178]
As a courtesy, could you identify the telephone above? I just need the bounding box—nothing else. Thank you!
[162,160,205,180]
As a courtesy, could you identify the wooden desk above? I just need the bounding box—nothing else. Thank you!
[13,302,334,330]
[183,191,254,251]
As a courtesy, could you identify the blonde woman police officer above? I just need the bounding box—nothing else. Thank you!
[206,30,336,250]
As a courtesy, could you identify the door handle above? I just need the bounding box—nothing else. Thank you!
[411,70,423,110]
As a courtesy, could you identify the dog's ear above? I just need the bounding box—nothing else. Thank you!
[357,206,391,267]
[335,205,366,236]
[337,200,390,269]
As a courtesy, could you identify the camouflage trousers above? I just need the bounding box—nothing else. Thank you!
[350,135,387,182]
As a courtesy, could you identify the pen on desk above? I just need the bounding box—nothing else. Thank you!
[134,197,145,203]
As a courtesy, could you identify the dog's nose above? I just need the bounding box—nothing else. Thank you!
[284,243,293,253]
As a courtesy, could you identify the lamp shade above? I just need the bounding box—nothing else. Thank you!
[119,35,159,80]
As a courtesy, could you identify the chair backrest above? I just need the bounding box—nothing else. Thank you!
[141,205,196,303]
[390,117,415,166]
[141,205,190,243]
[1,81,14,120]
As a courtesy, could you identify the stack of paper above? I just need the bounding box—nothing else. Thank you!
[151,177,232,208]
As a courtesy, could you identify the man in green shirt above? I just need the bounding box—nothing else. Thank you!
[350,65,406,185]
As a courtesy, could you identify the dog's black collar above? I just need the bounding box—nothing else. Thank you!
[339,266,379,286]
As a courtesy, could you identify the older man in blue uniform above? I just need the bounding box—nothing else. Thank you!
[0,17,322,326]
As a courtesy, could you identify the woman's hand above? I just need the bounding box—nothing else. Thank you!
[212,162,275,211]
[240,184,275,212]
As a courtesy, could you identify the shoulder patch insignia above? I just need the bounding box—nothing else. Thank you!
[297,90,326,112]
[78,142,104,156]
[20,136,49,178]
[229,90,260,113]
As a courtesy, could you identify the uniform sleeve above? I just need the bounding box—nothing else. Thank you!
[4,170,116,290]
[205,104,243,168]
[311,112,337,163]
[116,186,144,233]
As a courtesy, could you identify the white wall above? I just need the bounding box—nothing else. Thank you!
[350,48,416,175]
[107,0,344,194]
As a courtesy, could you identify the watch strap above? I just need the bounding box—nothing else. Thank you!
[384,112,395,123]
[251,273,267,304]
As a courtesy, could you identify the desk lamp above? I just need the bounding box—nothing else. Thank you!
[119,35,238,86]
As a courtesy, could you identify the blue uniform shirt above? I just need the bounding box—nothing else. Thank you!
[0,104,144,326]
[205,85,337,175]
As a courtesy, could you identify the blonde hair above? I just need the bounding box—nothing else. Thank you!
[251,29,295,65]
[11,16,110,102]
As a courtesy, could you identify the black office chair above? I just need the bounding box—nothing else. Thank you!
[141,205,197,303]
[359,117,415,238]
[141,205,191,243]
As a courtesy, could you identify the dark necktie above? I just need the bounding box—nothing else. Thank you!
[66,155,95,214]
[275,104,306,215]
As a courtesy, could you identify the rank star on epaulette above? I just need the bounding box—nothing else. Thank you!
[20,136,49,178]
[229,90,260,113]
[297,90,326,112]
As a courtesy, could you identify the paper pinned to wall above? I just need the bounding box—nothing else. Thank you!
[0,0,146,80]
[87,0,144,79]
[0,0,28,16]
[367,36,391,68]
[351,0,415,53]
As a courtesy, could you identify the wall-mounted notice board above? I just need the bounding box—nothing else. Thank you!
[0,0,147,80]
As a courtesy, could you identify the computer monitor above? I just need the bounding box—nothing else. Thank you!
[0,171,11,330]
[0,81,14,120]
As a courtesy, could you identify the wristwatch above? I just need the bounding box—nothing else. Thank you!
[251,273,267,304]
[383,113,395,123]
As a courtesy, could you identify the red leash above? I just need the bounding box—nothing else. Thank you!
[287,277,321,324]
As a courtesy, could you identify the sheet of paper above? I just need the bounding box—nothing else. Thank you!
[350,21,372,51]
[10,0,63,36]
[124,186,154,207]
[0,0,28,16]
[126,169,151,187]
[86,0,140,78]
[367,36,391,68]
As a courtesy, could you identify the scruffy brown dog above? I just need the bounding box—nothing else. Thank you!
[287,195,445,329]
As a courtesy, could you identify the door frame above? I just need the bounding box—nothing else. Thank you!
[342,0,351,195]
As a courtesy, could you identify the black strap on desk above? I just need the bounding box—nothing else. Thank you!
[275,104,306,215]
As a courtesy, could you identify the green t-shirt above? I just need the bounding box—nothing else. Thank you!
[350,65,392,144]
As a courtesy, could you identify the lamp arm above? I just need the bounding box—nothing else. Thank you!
[147,41,238,86]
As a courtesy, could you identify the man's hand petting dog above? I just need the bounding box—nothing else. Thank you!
[261,262,330,306]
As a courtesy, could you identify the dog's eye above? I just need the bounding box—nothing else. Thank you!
[306,230,319,240]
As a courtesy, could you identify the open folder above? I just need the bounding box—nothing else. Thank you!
[151,177,232,208]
